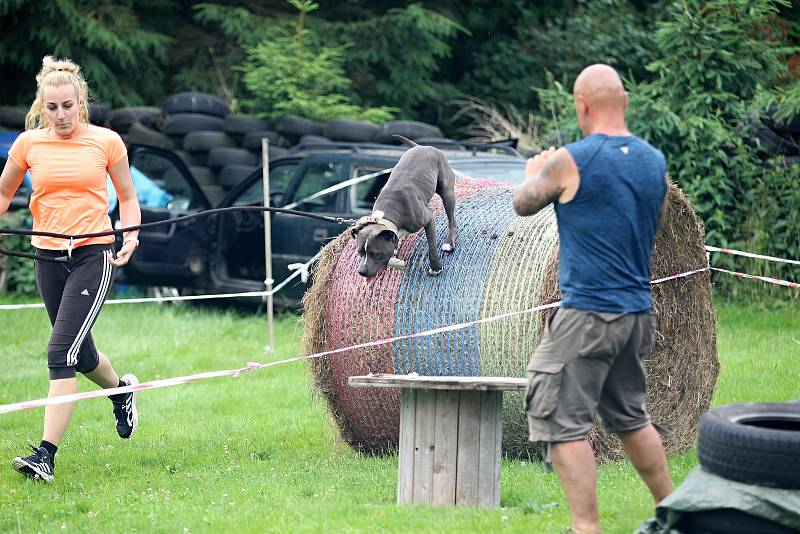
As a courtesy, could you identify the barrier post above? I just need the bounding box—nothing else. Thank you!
[262,139,274,353]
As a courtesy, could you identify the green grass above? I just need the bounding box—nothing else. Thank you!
[0,298,797,533]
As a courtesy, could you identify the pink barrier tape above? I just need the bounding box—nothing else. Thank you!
[0,264,778,416]
[0,301,562,415]
[705,245,800,266]
[710,267,800,289]
[650,267,709,285]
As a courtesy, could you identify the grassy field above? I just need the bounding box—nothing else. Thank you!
[0,296,798,533]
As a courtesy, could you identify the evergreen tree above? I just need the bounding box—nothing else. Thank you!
[0,0,174,106]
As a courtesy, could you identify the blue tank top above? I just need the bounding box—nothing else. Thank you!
[558,134,667,313]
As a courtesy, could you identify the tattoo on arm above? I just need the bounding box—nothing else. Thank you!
[515,154,566,216]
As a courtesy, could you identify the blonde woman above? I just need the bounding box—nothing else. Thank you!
[0,56,142,482]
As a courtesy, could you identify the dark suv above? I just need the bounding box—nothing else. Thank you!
[120,142,528,308]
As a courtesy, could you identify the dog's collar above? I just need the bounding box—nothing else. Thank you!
[356,211,408,237]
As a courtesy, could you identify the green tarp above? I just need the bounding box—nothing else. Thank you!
[636,467,800,533]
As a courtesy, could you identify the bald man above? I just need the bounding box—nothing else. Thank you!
[513,64,672,534]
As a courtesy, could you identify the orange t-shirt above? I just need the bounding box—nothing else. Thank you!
[8,124,127,250]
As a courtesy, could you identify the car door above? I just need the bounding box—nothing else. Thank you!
[122,146,213,286]
[214,160,300,287]
[270,157,350,299]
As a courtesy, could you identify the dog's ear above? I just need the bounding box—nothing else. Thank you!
[378,229,399,245]
[350,223,364,239]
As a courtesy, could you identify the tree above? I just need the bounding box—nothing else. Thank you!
[238,0,396,122]
[0,0,174,106]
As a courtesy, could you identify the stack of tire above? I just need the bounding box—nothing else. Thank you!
[745,109,800,169]
[673,401,800,532]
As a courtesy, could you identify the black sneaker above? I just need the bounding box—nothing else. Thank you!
[11,445,54,482]
[112,373,139,439]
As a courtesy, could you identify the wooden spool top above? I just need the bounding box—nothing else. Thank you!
[348,373,526,391]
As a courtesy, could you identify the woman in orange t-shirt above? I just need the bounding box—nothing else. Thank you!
[0,56,142,482]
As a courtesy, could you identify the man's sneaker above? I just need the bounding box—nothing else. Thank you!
[11,445,54,482]
[112,373,139,439]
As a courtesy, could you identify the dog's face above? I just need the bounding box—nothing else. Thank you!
[352,224,398,277]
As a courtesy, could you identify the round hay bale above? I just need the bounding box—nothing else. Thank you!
[302,181,717,461]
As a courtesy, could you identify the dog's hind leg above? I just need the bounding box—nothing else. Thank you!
[437,158,457,253]
[423,214,443,275]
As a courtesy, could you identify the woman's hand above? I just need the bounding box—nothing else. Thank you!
[110,238,138,267]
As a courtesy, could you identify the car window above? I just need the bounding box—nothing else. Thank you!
[232,162,298,206]
[350,167,389,215]
[129,151,200,210]
[450,160,526,183]
[288,161,345,213]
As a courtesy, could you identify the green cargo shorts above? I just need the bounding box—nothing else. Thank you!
[525,307,656,443]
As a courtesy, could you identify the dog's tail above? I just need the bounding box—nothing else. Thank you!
[394,135,419,148]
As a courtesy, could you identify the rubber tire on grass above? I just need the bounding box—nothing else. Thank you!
[207,147,258,170]
[183,131,236,152]
[162,91,229,118]
[127,123,174,150]
[697,401,800,489]
[219,164,257,189]
[375,120,443,144]
[188,166,217,186]
[241,130,283,151]
[163,113,225,136]
[673,507,797,534]
[0,106,27,128]
[275,116,324,141]
[324,119,380,142]
[414,137,466,150]
[223,115,271,136]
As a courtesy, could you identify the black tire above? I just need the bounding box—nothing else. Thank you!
[298,134,332,145]
[174,149,206,168]
[201,185,226,206]
[127,123,174,150]
[104,107,162,133]
[163,113,225,136]
[162,91,229,118]
[223,114,271,135]
[324,119,380,142]
[0,106,28,128]
[414,137,466,150]
[206,146,258,170]
[219,164,257,189]
[674,507,797,534]
[374,120,443,144]
[755,127,799,156]
[275,116,324,141]
[188,166,218,186]
[697,401,800,489]
[88,103,109,125]
[241,130,283,151]
[182,131,236,152]
[266,145,290,160]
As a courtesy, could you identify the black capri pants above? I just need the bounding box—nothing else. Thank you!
[34,244,115,380]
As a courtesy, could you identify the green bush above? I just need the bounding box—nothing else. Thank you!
[532,0,800,301]
[0,210,36,294]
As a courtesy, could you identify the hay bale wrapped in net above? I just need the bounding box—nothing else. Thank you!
[303,180,717,461]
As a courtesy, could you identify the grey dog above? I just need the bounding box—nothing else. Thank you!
[351,136,457,277]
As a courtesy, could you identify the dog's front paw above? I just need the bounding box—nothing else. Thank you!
[427,267,442,276]
[441,243,454,253]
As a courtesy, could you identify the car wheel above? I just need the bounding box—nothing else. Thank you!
[697,401,800,489]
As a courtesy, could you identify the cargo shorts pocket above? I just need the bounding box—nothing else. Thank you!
[525,360,565,418]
